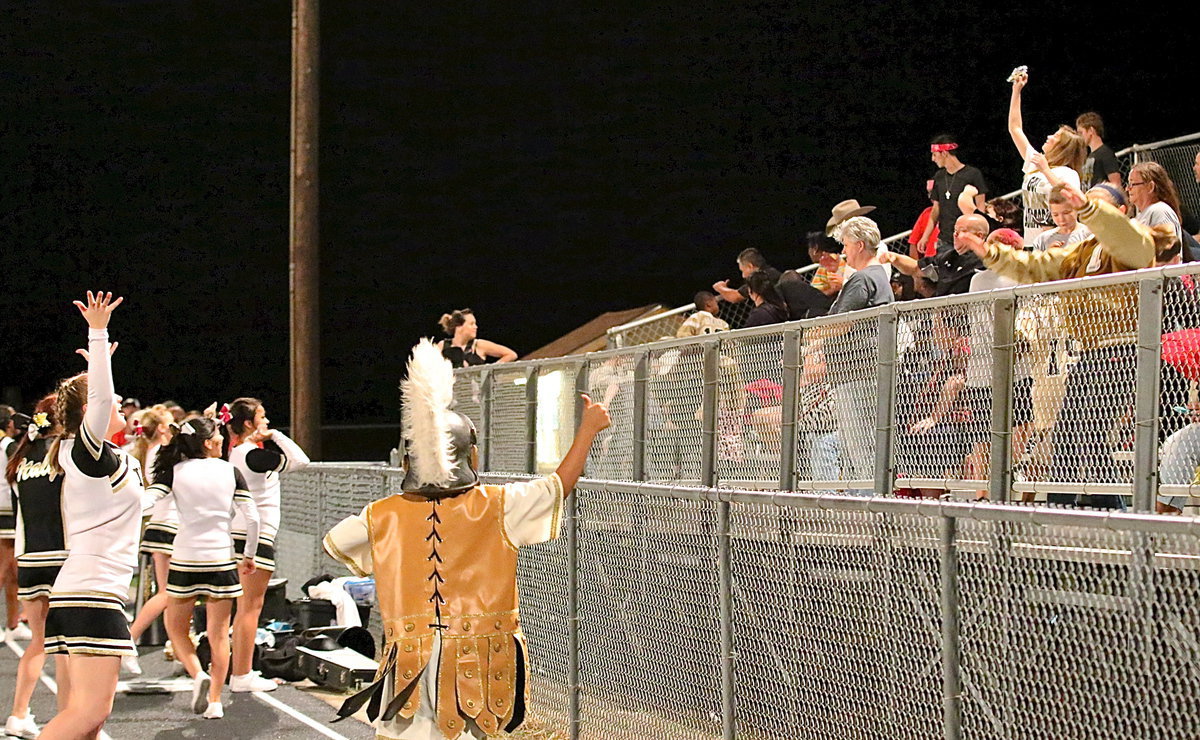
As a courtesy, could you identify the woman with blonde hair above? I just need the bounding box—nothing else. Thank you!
[123,404,177,675]
[436,308,517,367]
[1007,68,1088,244]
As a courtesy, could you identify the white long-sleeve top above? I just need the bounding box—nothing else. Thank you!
[148,457,258,563]
[54,327,147,599]
[230,431,309,538]
[142,444,178,528]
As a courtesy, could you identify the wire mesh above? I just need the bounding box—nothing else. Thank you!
[717,332,783,487]
[645,343,707,485]
[956,518,1200,740]
[574,485,723,740]
[586,352,638,480]
[1158,275,1200,514]
[729,501,942,739]
[1137,143,1200,228]
[1014,284,1138,507]
[804,314,881,494]
[489,367,532,473]
[452,368,486,458]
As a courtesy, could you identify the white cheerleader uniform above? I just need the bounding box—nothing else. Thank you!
[44,327,147,657]
[139,444,178,555]
[1,436,16,538]
[148,458,259,600]
[229,432,309,571]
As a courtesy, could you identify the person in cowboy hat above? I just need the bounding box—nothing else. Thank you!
[916,134,989,255]
[824,199,876,237]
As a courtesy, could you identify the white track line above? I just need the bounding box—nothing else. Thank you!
[4,636,115,740]
[250,690,352,740]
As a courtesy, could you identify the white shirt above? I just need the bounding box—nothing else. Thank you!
[230,431,309,538]
[148,457,258,564]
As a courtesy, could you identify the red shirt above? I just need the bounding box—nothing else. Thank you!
[909,206,941,257]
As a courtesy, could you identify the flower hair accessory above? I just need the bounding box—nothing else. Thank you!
[132,420,144,438]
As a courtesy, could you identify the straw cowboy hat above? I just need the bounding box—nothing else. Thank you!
[825,199,877,236]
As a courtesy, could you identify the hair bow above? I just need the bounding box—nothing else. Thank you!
[132,420,144,438]
[218,404,232,425]
[180,421,197,436]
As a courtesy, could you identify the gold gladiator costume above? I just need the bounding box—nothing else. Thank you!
[324,340,563,740]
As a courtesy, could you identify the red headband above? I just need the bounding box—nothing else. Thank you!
[931,143,959,153]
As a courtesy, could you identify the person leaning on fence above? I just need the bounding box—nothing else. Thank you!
[323,340,610,740]
[958,173,1176,510]
[776,234,847,321]
[813,216,894,494]
[711,247,781,308]
[675,291,729,338]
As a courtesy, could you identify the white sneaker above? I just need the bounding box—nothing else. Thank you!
[4,714,39,738]
[8,623,33,641]
[230,671,278,693]
[191,672,211,714]
[121,654,143,676]
[202,702,223,719]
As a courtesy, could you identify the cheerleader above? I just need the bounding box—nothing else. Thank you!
[124,405,176,675]
[39,292,146,740]
[4,396,61,739]
[148,417,260,719]
[223,397,309,693]
[0,405,26,641]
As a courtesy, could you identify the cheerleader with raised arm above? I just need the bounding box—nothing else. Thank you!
[222,397,309,693]
[123,404,176,675]
[147,416,260,719]
[39,292,146,740]
[4,396,62,739]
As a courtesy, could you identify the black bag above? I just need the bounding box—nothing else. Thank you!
[259,635,307,682]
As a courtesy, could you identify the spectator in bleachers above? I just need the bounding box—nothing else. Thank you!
[742,272,789,328]
[1007,69,1087,245]
[1157,399,1200,514]
[958,173,1174,509]
[797,348,840,487]
[1128,161,1185,252]
[916,136,988,255]
[890,272,916,302]
[775,234,846,320]
[1076,112,1124,188]
[676,291,730,338]
[824,199,875,238]
[908,181,941,259]
[880,214,988,296]
[983,197,1023,232]
[437,308,518,367]
[821,216,892,493]
[1029,190,1089,251]
[711,248,781,307]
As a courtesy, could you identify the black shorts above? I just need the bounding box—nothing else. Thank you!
[44,592,135,656]
[167,559,242,600]
[17,562,62,601]
[140,522,177,555]
[232,532,276,572]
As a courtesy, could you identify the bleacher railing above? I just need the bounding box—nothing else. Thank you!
[605,131,1200,350]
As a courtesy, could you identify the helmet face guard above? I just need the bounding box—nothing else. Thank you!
[401,411,479,497]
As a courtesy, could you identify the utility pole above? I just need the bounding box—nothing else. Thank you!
[290,0,321,457]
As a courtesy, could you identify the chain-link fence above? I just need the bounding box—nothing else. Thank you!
[278,469,1200,740]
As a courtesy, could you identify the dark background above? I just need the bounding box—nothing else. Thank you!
[2,2,1196,458]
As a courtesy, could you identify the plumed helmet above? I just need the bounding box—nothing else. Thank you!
[399,339,479,497]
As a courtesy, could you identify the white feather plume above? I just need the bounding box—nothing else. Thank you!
[401,338,456,487]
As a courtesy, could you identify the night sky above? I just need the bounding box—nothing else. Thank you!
[2,2,1197,446]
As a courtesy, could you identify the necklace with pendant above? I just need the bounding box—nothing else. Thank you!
[944,169,959,200]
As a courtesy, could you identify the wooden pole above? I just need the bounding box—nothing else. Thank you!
[290,0,321,457]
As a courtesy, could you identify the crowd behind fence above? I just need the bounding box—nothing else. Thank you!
[607,132,1200,350]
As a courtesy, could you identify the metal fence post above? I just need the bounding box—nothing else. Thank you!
[524,365,538,474]
[567,362,587,740]
[874,310,899,496]
[989,295,1017,503]
[940,513,963,740]
[632,350,649,482]
[1133,277,1164,513]
[779,327,802,491]
[480,369,493,471]
[700,340,735,740]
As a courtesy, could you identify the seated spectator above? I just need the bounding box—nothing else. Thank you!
[880,214,988,296]
[825,199,876,238]
[742,272,789,328]
[908,182,941,259]
[1029,190,1088,251]
[1128,161,1186,256]
[712,247,781,306]
[808,231,853,298]
[1158,399,1200,514]
[890,272,916,302]
[796,348,840,488]
[957,172,1174,510]
[983,197,1022,232]
[1075,112,1123,188]
[676,291,730,338]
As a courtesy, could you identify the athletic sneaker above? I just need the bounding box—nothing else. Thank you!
[191,672,212,714]
[121,654,143,676]
[230,671,278,693]
[4,713,39,738]
[202,702,224,719]
[7,623,33,641]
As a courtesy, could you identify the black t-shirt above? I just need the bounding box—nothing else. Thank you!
[932,165,989,238]
[1082,144,1121,188]
[743,302,788,328]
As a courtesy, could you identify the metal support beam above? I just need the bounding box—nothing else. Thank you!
[567,361,587,740]
[873,311,899,496]
[1132,277,1164,513]
[779,328,802,491]
[632,351,648,481]
[479,369,493,471]
[940,514,963,740]
[289,0,321,458]
[989,296,1017,503]
[524,366,538,474]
